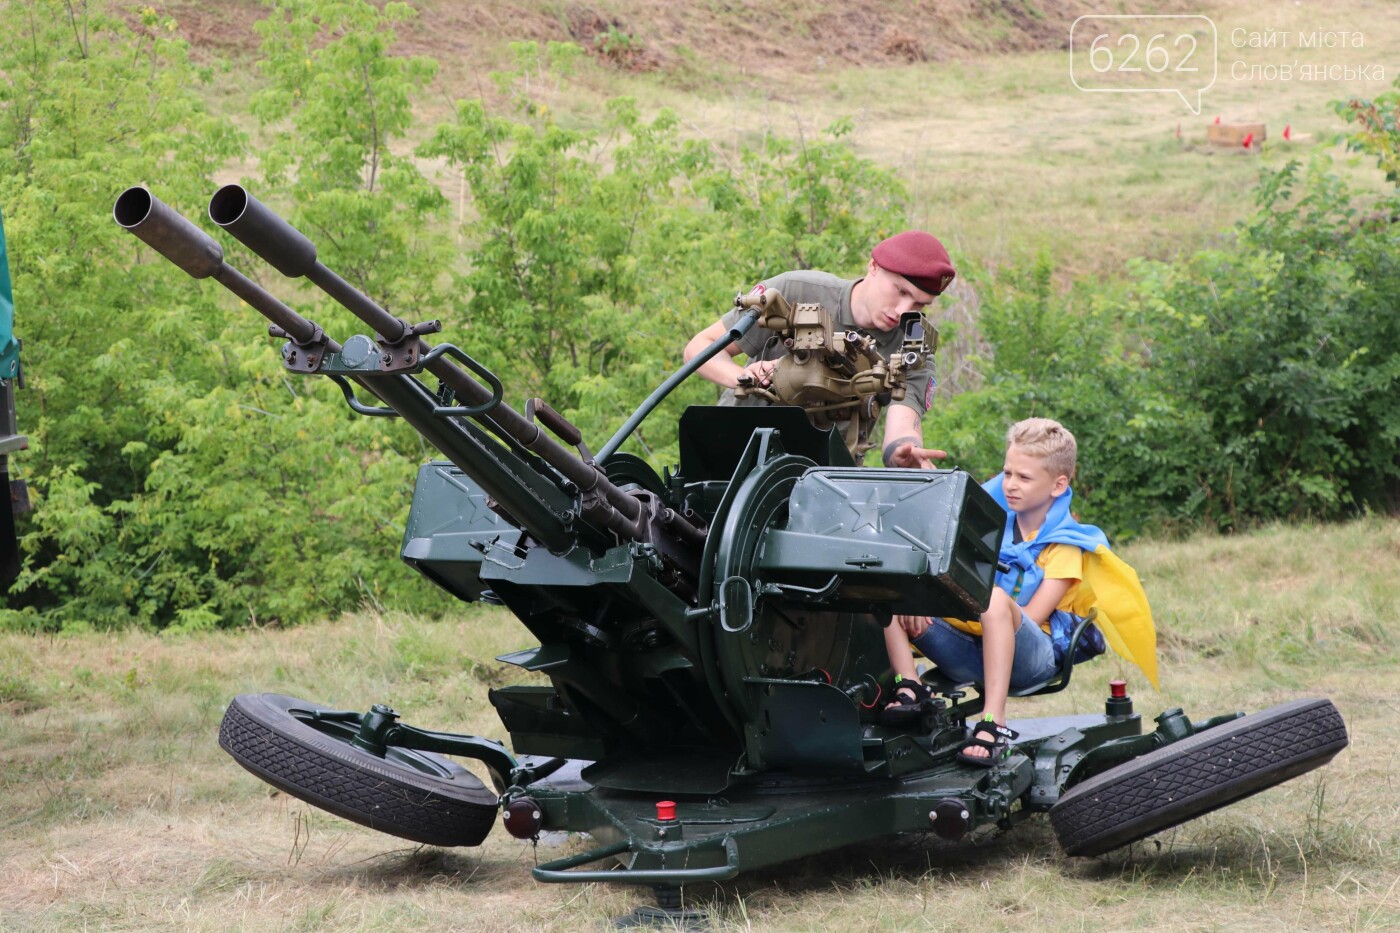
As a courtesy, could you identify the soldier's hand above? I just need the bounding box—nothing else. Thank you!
[739,359,777,387]
[887,442,948,469]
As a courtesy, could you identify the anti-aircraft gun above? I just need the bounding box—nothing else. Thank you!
[116,185,1348,924]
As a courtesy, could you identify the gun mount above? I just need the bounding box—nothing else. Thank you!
[116,185,1348,923]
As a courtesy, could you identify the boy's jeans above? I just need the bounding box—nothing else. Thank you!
[911,617,1059,689]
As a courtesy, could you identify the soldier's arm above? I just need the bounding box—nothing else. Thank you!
[684,318,774,389]
[881,405,947,468]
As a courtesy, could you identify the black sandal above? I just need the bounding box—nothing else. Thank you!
[881,676,934,726]
[956,717,1018,768]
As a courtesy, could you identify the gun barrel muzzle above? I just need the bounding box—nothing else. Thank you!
[114,186,335,351]
[114,187,223,279]
[209,184,318,278]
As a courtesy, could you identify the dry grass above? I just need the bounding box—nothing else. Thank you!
[3,517,1399,930]
[612,0,1400,278]
[173,0,1400,282]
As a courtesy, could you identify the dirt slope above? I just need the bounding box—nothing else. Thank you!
[164,0,1147,76]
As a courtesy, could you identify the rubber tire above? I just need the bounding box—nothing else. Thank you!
[219,693,499,847]
[1051,697,1348,857]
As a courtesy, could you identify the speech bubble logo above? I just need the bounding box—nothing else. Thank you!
[1070,15,1218,115]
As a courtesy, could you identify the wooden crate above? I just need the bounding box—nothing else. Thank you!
[1208,122,1267,149]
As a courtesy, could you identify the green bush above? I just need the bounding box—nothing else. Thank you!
[1335,78,1400,186]
[418,45,905,466]
[927,162,1400,537]
[1134,162,1400,527]
[925,255,1190,538]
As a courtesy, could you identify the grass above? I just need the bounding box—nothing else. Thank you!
[3,517,1399,930]
[501,0,1400,280]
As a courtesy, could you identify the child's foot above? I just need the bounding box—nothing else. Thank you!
[880,676,933,726]
[957,716,1017,768]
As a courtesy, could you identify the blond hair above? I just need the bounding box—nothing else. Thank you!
[1006,418,1077,481]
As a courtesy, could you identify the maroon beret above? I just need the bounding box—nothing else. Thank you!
[871,230,956,296]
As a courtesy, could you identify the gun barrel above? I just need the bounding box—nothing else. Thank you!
[114,188,577,552]
[115,186,223,280]
[208,184,317,278]
[115,187,335,351]
[207,185,664,542]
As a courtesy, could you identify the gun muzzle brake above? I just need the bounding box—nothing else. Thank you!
[114,186,223,279]
[209,184,318,278]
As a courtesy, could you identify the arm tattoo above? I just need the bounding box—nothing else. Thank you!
[882,435,920,467]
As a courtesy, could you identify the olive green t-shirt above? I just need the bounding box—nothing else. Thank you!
[716,270,934,418]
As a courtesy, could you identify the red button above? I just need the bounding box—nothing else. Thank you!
[656,800,677,821]
[1109,679,1128,699]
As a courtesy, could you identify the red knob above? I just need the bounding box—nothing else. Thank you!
[656,800,677,821]
[1109,679,1128,699]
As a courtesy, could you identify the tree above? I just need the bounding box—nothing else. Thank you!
[1337,79,1400,186]
[0,1,242,628]
[422,47,909,464]
[1,0,455,630]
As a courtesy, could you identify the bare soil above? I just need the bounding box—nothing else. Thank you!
[162,0,1193,79]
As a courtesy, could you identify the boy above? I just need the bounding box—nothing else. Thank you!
[882,418,1157,766]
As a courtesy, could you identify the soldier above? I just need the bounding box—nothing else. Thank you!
[683,230,955,468]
